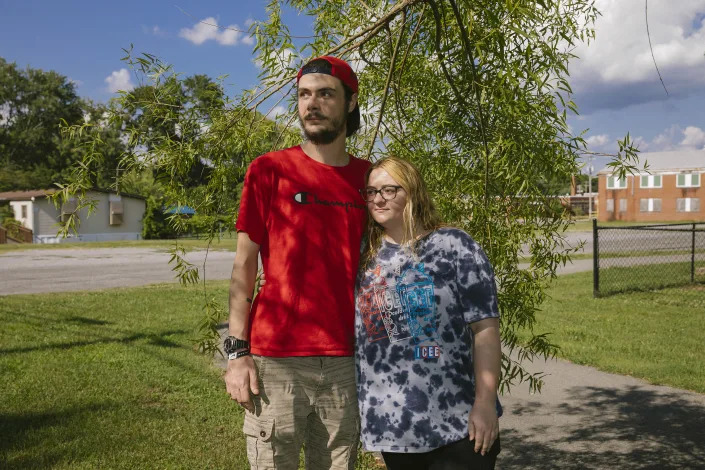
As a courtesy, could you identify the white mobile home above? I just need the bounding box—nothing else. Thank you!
[0,189,146,243]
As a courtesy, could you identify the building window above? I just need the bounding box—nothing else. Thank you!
[640,175,662,188]
[639,198,662,212]
[606,199,614,212]
[676,198,700,212]
[60,198,78,223]
[21,205,28,219]
[677,173,701,188]
[619,199,627,213]
[109,200,124,226]
[606,175,627,189]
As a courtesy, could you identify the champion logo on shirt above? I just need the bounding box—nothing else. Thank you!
[293,191,366,212]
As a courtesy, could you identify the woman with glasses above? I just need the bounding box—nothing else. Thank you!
[355,157,502,470]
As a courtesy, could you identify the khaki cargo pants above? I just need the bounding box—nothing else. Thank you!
[243,356,360,470]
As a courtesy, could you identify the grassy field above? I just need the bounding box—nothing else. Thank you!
[3,273,703,468]
[0,282,381,469]
[0,234,237,253]
[533,271,705,393]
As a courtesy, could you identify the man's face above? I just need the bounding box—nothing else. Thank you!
[297,73,355,144]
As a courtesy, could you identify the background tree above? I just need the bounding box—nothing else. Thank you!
[0,57,126,191]
[58,0,639,390]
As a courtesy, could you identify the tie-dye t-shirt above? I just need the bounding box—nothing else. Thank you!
[354,227,501,453]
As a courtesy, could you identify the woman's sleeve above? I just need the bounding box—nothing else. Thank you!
[455,231,500,324]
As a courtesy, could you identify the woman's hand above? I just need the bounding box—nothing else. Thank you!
[468,400,499,455]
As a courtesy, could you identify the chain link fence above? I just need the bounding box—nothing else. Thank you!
[593,221,705,297]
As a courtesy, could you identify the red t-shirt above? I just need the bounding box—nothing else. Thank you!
[235,145,370,356]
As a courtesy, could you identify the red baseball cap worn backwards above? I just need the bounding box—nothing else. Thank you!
[296,56,359,94]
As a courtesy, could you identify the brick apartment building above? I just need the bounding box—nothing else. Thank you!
[597,150,704,222]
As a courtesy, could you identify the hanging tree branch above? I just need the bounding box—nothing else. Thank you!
[366,9,408,160]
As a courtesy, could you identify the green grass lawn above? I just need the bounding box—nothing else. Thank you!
[533,271,705,393]
[0,282,382,469]
[0,234,237,253]
[4,274,702,468]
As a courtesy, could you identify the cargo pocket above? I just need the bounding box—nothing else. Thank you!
[243,415,275,469]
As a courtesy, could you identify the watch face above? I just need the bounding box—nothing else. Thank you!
[224,337,237,354]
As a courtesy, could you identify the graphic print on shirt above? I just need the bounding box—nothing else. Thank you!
[358,263,438,345]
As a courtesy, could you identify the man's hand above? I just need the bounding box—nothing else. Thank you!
[468,400,499,455]
[224,355,259,413]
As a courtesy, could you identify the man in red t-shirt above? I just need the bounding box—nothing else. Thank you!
[224,56,371,469]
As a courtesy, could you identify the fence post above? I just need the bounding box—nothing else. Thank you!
[593,218,599,297]
[692,223,696,283]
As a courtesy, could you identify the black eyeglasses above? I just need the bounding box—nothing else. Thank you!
[361,185,404,202]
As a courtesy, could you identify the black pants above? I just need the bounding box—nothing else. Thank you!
[382,436,501,470]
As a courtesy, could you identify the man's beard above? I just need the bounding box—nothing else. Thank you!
[299,111,347,145]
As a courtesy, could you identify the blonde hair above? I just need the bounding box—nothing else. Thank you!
[360,157,443,269]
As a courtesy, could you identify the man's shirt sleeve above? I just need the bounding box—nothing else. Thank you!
[235,157,275,246]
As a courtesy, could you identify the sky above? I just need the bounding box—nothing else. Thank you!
[1,0,704,174]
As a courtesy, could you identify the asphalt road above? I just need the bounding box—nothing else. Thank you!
[0,232,592,296]
[0,247,235,295]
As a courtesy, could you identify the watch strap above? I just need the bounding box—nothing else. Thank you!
[228,349,251,360]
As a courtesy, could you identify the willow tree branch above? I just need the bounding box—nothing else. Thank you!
[447,0,491,207]
[271,113,298,152]
[366,9,407,160]
[393,5,426,131]
[327,0,421,57]
[426,0,473,112]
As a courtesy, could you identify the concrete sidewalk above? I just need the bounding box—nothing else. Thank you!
[497,356,705,469]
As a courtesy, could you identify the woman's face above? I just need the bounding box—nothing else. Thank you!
[366,168,407,230]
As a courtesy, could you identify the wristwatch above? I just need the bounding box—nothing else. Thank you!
[224,336,250,355]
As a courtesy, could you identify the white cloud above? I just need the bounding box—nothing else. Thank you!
[68,77,83,88]
[580,125,705,154]
[681,125,705,148]
[255,48,296,71]
[179,17,249,46]
[242,34,255,46]
[269,105,288,119]
[142,25,165,36]
[570,0,705,111]
[632,135,651,152]
[104,69,135,93]
[242,18,256,45]
[639,124,705,151]
[585,134,610,148]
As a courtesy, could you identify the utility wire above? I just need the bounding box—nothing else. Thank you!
[645,0,669,95]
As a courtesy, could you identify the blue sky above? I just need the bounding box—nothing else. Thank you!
[1,0,704,172]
